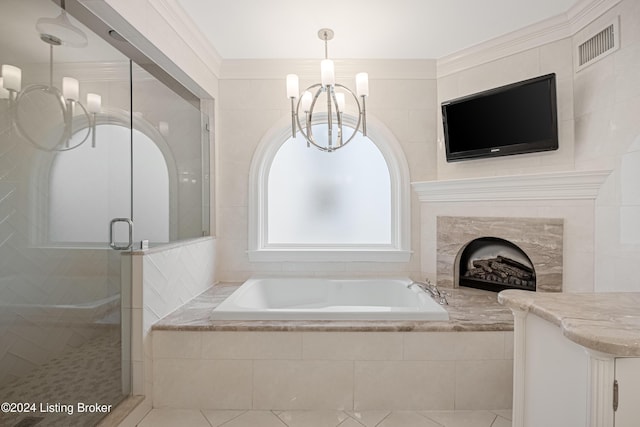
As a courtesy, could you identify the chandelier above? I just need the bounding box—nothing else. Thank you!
[0,2,101,151]
[286,28,369,152]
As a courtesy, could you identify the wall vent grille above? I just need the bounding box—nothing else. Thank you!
[575,17,620,72]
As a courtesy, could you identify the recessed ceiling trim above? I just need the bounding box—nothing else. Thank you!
[567,0,622,33]
[437,0,621,78]
[437,13,570,78]
[149,0,222,78]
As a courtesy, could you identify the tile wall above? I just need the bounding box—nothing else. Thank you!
[102,0,640,293]
[217,62,438,282]
[152,330,513,411]
[123,237,217,424]
[583,0,640,292]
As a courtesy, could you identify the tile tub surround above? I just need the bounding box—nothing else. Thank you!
[120,237,217,427]
[436,216,564,292]
[149,283,514,412]
[153,283,514,332]
[498,289,640,357]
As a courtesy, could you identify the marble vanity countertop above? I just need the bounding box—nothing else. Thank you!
[498,290,640,357]
[153,282,514,332]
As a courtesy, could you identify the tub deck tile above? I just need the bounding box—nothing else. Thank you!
[152,283,514,332]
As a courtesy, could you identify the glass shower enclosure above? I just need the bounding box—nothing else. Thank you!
[0,1,209,425]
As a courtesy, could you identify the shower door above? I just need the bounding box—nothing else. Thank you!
[0,1,133,425]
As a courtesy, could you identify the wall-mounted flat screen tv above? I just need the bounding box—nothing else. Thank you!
[441,73,558,162]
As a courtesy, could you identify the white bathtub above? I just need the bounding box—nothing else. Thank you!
[211,277,449,321]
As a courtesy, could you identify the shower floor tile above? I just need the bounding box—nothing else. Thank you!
[0,329,126,427]
[137,408,513,427]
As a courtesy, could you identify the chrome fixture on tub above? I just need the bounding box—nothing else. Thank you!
[285,28,369,152]
[408,279,449,305]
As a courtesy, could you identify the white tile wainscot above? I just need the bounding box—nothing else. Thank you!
[412,170,612,293]
[151,330,514,411]
[119,237,217,427]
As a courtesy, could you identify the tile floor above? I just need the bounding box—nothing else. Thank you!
[0,330,126,427]
[137,408,512,427]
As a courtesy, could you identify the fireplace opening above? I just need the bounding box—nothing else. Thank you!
[457,237,536,292]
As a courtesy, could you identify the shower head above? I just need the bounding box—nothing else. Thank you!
[36,10,88,48]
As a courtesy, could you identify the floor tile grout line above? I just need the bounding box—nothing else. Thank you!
[374,410,393,427]
[489,409,513,421]
[341,410,367,427]
[270,409,289,427]
[215,409,248,426]
[199,409,214,427]
[417,411,445,426]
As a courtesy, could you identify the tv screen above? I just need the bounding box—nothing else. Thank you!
[441,73,558,162]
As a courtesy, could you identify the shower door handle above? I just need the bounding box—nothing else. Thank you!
[109,218,133,250]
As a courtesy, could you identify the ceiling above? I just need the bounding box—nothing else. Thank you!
[175,0,580,60]
[0,0,126,64]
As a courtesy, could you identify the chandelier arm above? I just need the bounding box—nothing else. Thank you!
[286,28,367,152]
[13,85,67,151]
[289,97,296,138]
[326,86,333,151]
[13,84,92,152]
[333,83,362,147]
[67,100,92,149]
[305,111,311,148]
[295,85,325,150]
[330,89,343,146]
[294,83,364,152]
[361,95,368,137]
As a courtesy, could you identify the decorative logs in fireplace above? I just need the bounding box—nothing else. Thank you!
[465,255,535,288]
[458,237,536,292]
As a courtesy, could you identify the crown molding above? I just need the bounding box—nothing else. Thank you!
[148,0,222,78]
[436,0,622,78]
[412,170,612,203]
[567,0,622,33]
[219,58,437,80]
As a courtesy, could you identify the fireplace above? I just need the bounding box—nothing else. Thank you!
[437,216,563,293]
[458,237,536,292]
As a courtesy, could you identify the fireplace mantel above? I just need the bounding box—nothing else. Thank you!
[412,170,612,203]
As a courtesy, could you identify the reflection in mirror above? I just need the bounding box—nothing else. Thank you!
[0,1,133,425]
[49,124,170,244]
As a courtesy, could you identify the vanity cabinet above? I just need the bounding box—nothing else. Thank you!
[615,357,640,426]
[498,291,640,427]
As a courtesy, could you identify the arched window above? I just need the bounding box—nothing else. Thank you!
[248,115,411,262]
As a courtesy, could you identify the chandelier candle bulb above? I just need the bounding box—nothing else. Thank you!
[301,91,313,112]
[321,59,335,86]
[62,77,79,101]
[286,74,299,98]
[356,72,369,97]
[87,93,101,148]
[1,65,22,92]
[87,93,101,113]
[158,121,169,137]
[336,92,345,112]
[0,78,9,99]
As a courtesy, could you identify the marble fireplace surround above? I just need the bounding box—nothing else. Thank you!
[437,216,564,292]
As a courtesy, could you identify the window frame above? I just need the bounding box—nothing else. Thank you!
[248,113,412,262]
